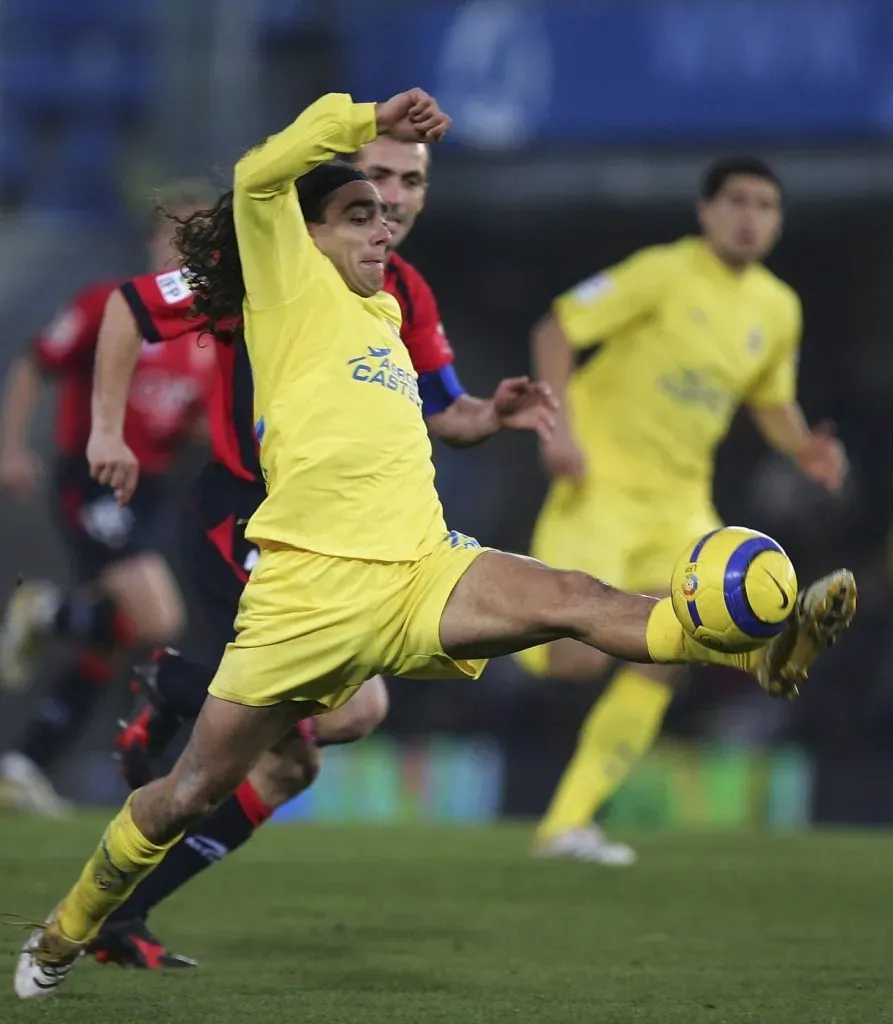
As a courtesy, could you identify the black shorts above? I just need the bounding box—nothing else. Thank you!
[181,462,265,662]
[53,456,167,582]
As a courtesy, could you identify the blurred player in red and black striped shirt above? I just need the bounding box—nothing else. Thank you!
[0,185,216,828]
[77,138,553,969]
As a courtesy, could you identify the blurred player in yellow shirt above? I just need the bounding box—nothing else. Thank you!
[522,157,848,864]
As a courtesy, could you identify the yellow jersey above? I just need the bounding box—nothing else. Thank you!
[233,93,447,561]
[553,236,801,507]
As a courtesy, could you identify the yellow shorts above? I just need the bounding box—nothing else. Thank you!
[208,531,488,710]
[516,485,720,676]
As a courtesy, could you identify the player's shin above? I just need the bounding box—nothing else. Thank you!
[56,791,183,943]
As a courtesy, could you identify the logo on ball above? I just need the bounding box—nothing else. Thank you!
[681,573,698,598]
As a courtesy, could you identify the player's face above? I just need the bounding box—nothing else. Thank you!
[309,181,391,297]
[698,175,782,266]
[148,204,203,272]
[354,138,429,251]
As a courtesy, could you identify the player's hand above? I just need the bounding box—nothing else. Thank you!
[540,423,587,485]
[0,448,43,499]
[376,89,451,144]
[797,420,848,493]
[87,430,140,506]
[491,377,558,443]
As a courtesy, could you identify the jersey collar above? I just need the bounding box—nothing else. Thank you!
[689,236,756,286]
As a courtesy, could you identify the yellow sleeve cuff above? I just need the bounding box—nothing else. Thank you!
[349,101,379,151]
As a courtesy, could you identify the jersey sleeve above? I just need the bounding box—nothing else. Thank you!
[552,246,673,349]
[233,93,377,312]
[120,271,196,344]
[402,271,454,374]
[31,283,109,373]
[746,291,802,407]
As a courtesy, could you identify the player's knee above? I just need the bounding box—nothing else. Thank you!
[168,768,232,824]
[99,556,186,647]
[250,738,321,807]
[351,676,389,738]
[317,676,389,745]
[133,601,185,648]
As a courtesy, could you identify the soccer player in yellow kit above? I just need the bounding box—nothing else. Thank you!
[520,157,849,864]
[14,101,855,998]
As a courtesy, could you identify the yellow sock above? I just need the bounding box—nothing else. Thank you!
[646,598,758,672]
[57,795,182,942]
[536,667,673,841]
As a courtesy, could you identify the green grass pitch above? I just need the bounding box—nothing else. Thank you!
[0,816,891,1023]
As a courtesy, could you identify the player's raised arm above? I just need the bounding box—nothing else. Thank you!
[87,289,141,505]
[235,89,449,197]
[234,94,376,199]
[233,90,450,310]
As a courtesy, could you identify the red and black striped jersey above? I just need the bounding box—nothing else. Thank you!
[33,278,215,474]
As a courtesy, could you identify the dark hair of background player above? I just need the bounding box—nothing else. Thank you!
[171,162,370,345]
[700,156,782,200]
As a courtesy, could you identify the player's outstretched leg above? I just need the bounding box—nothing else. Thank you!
[438,553,855,692]
[13,693,307,999]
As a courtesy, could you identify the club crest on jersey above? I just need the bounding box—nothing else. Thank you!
[570,272,613,304]
[657,368,731,415]
[155,270,191,305]
[746,327,764,354]
[346,346,421,408]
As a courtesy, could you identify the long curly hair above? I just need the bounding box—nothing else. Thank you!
[173,190,243,343]
[170,161,371,344]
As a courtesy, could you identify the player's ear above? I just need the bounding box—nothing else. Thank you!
[695,198,710,233]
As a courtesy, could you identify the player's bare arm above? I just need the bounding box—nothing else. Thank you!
[427,377,557,447]
[748,403,848,492]
[87,289,142,506]
[0,354,45,498]
[530,312,586,483]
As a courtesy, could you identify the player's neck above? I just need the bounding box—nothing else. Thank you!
[701,238,752,276]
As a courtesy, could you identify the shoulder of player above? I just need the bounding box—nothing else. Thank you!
[384,253,441,337]
[387,252,437,303]
[622,241,686,284]
[51,278,123,337]
[71,278,123,313]
[132,267,193,305]
[750,266,802,330]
